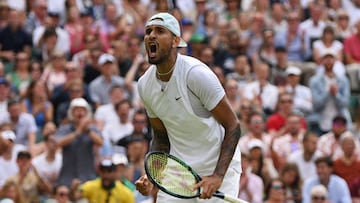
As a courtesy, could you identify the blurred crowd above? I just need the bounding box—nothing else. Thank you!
[0,0,359,202]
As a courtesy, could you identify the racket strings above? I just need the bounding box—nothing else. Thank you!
[146,154,199,197]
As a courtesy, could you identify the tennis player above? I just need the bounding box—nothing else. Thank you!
[135,12,242,203]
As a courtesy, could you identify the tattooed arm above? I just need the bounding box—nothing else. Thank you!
[148,117,170,153]
[195,96,241,199]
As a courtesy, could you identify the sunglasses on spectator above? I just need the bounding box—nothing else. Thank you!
[312,196,326,201]
[58,192,69,197]
[272,184,285,190]
[250,119,263,124]
[134,120,146,124]
[280,99,293,103]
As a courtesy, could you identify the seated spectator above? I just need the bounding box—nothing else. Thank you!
[101,99,134,155]
[243,63,278,116]
[269,47,289,87]
[89,53,127,108]
[334,9,352,40]
[55,98,103,187]
[224,78,241,114]
[22,80,53,138]
[0,129,26,188]
[0,179,25,203]
[6,52,32,98]
[32,134,62,191]
[238,153,264,203]
[283,66,313,116]
[271,113,305,171]
[237,99,254,136]
[6,150,52,203]
[0,98,38,156]
[288,131,322,181]
[94,85,126,131]
[343,19,360,64]
[41,50,67,92]
[44,184,71,203]
[264,178,287,203]
[310,185,330,203]
[302,156,351,203]
[80,159,135,203]
[280,163,302,203]
[266,92,307,137]
[248,139,278,186]
[238,111,272,157]
[333,133,360,190]
[308,49,352,135]
[0,77,11,115]
[318,116,360,160]
[226,54,254,95]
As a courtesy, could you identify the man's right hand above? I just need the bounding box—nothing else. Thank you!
[135,175,157,196]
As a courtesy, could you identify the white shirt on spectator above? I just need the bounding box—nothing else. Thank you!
[33,26,70,54]
[32,152,63,183]
[102,121,134,154]
[272,132,304,160]
[94,104,119,128]
[7,0,26,11]
[288,150,322,181]
[243,81,279,112]
[285,84,313,114]
[238,132,272,157]
[0,144,27,187]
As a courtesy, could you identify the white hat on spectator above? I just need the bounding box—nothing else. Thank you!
[248,139,264,151]
[286,66,302,76]
[112,153,129,166]
[1,130,16,141]
[98,53,116,66]
[320,48,336,58]
[310,185,328,197]
[67,98,92,121]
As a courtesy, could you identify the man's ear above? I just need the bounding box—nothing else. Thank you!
[173,36,180,48]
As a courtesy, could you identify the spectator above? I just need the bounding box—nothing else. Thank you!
[0,9,32,65]
[0,179,25,203]
[24,0,48,35]
[288,131,322,181]
[6,150,52,203]
[94,85,125,131]
[308,49,351,135]
[29,61,44,82]
[22,80,53,138]
[238,153,264,203]
[0,1,9,30]
[283,66,313,116]
[302,156,351,203]
[266,92,307,136]
[343,19,360,64]
[274,11,306,62]
[89,53,127,108]
[80,159,135,203]
[41,50,67,92]
[32,134,62,191]
[279,163,302,203]
[254,28,277,67]
[34,27,58,63]
[101,99,133,155]
[44,184,71,203]
[248,139,278,186]
[333,133,360,189]
[55,98,103,187]
[269,46,289,86]
[239,111,272,157]
[243,62,279,116]
[224,78,241,114]
[0,98,38,156]
[226,54,254,95]
[0,129,26,187]
[310,185,330,203]
[65,6,85,56]
[264,178,287,203]
[6,52,31,98]
[334,9,352,39]
[318,116,360,160]
[0,77,11,115]
[271,113,305,171]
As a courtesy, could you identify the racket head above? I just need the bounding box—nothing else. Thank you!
[144,151,201,199]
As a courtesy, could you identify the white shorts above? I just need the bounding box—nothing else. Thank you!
[156,162,241,203]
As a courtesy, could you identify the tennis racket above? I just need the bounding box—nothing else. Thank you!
[144,151,249,203]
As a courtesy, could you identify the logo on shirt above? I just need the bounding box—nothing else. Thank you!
[175,96,181,101]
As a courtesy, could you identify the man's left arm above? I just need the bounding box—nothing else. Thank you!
[197,96,241,199]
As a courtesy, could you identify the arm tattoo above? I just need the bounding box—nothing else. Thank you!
[214,125,241,178]
[150,129,170,153]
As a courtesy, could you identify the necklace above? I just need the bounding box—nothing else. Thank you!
[156,66,175,76]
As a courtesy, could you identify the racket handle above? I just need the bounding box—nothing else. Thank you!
[213,191,249,203]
